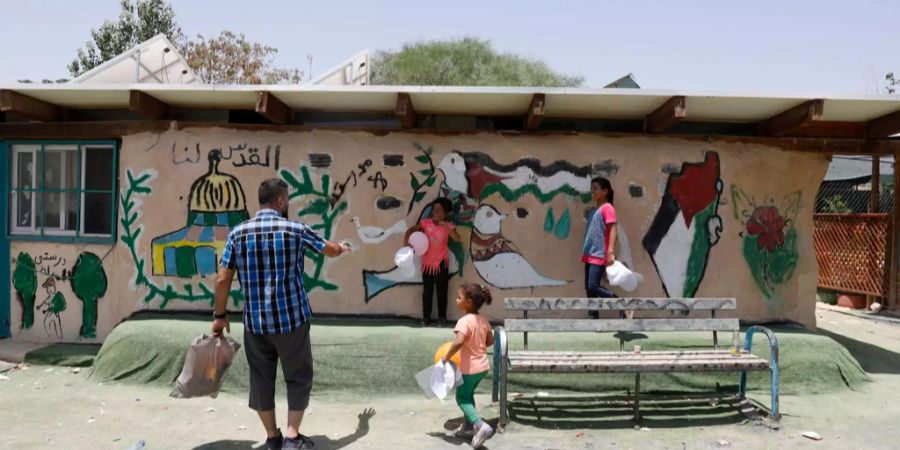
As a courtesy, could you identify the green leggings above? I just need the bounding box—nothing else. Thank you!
[456,371,488,424]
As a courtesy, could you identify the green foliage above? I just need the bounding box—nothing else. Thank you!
[371,37,584,87]
[181,31,303,84]
[821,195,852,214]
[69,0,183,77]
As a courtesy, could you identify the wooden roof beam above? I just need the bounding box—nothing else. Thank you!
[644,96,686,133]
[129,90,170,120]
[395,93,417,128]
[255,91,293,124]
[868,109,900,138]
[759,99,824,136]
[523,94,546,130]
[0,89,60,122]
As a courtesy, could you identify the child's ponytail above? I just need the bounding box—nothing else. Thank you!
[462,282,493,311]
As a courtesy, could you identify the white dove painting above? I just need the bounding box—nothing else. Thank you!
[352,217,407,245]
[470,204,568,289]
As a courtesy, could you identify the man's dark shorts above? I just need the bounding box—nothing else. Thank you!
[244,322,313,411]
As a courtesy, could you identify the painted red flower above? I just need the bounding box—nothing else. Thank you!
[746,206,786,252]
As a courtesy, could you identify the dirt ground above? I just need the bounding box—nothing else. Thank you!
[2,306,899,450]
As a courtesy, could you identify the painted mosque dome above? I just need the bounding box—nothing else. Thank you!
[151,150,250,278]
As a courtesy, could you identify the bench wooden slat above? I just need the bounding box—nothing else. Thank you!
[508,358,770,373]
[508,352,762,362]
[504,298,737,311]
[504,318,739,332]
[509,350,740,357]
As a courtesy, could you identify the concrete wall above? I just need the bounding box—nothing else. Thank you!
[8,128,829,343]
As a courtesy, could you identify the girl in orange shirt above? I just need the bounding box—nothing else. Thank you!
[442,282,495,448]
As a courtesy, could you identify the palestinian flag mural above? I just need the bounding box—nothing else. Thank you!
[642,152,723,297]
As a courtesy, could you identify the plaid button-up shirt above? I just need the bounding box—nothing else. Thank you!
[221,209,326,335]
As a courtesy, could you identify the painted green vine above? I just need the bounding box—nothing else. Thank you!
[281,165,347,292]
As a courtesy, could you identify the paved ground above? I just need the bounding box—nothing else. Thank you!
[1,305,899,450]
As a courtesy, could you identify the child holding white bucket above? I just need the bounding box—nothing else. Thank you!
[441,282,495,448]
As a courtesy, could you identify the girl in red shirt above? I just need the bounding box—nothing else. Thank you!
[405,197,461,326]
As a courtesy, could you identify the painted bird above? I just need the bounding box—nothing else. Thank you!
[469,204,568,289]
[351,217,407,244]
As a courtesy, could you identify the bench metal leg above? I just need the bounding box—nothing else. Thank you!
[492,326,501,403]
[739,325,780,421]
[495,326,510,431]
[633,373,641,422]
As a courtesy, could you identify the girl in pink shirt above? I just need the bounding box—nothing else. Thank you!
[405,198,461,326]
[442,282,495,448]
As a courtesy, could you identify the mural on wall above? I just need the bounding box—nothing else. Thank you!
[173,142,281,171]
[10,251,106,339]
[353,217,407,244]
[12,252,37,329]
[121,169,245,308]
[151,150,250,278]
[37,278,66,339]
[363,144,597,301]
[543,207,572,240]
[471,204,568,289]
[642,152,723,298]
[70,252,108,339]
[281,163,349,292]
[731,185,801,305]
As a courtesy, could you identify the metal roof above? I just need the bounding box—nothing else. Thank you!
[2,83,900,126]
[824,155,895,182]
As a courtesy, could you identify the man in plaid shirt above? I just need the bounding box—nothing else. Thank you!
[212,178,351,450]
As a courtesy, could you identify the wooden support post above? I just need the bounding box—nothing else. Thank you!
[0,89,59,122]
[759,99,824,136]
[892,150,900,310]
[129,90,170,120]
[523,94,545,130]
[255,91,293,124]
[644,96,686,133]
[872,156,882,212]
[395,93,417,128]
[870,156,882,308]
[868,109,900,138]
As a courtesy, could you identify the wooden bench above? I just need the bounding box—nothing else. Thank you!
[491,298,780,430]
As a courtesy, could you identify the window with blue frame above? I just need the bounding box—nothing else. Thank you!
[8,141,117,240]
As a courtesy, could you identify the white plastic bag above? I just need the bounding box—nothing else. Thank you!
[607,261,644,292]
[170,334,241,399]
[394,246,416,278]
[415,361,462,400]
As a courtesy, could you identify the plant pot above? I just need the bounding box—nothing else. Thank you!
[837,293,867,309]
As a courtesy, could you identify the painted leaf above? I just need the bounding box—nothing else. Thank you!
[419,169,433,176]
[410,174,421,190]
[425,176,437,187]
[544,208,555,233]
[415,155,430,164]
[299,198,329,217]
[414,191,427,202]
[426,146,434,155]
[554,209,571,240]
[413,142,424,151]
[730,185,755,221]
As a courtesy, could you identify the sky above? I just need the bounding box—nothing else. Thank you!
[0,0,898,94]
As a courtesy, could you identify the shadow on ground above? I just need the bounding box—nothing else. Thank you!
[818,328,900,374]
[190,408,375,450]
[506,393,750,430]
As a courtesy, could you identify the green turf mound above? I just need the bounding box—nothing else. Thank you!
[24,344,100,367]
[90,315,869,396]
